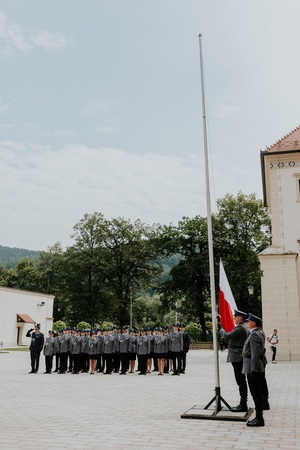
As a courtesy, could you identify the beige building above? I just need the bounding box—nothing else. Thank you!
[0,286,54,347]
[260,125,300,361]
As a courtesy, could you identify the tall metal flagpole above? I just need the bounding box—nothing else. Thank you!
[198,34,230,414]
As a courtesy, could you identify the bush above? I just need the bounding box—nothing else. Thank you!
[52,320,66,332]
[185,322,201,342]
[76,321,91,330]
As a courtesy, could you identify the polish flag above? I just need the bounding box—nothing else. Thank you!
[219,260,237,332]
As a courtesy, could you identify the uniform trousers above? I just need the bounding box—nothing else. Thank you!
[232,361,248,398]
[246,371,264,411]
[72,353,81,373]
[30,350,41,372]
[120,353,129,373]
[138,354,147,374]
[45,355,53,372]
[180,351,187,372]
[59,352,68,373]
[96,354,105,372]
[171,351,181,374]
[105,354,113,373]
[113,353,120,372]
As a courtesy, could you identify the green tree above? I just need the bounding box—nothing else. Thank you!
[214,192,271,315]
[158,217,211,339]
[6,258,40,291]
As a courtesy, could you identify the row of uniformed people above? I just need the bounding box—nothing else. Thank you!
[43,323,190,375]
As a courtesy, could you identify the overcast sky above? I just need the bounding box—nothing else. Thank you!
[1,0,300,251]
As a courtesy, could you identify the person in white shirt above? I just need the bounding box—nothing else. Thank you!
[267,329,279,363]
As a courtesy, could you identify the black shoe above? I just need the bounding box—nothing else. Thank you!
[28,370,35,374]
[263,401,270,410]
[53,369,58,373]
[246,417,265,427]
[231,404,248,412]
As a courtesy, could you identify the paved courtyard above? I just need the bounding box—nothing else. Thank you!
[0,348,299,450]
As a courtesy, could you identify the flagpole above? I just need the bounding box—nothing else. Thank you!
[198,34,229,413]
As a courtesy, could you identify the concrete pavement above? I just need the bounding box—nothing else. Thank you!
[0,349,299,450]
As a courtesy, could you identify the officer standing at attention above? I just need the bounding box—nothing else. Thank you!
[26,324,44,373]
[219,310,249,412]
[43,330,55,374]
[242,313,267,427]
[169,323,183,376]
[137,328,150,375]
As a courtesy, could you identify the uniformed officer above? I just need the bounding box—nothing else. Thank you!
[88,330,98,374]
[169,323,183,375]
[43,330,55,373]
[103,327,115,374]
[154,328,168,375]
[26,324,44,373]
[219,310,249,412]
[96,328,105,373]
[179,323,190,374]
[128,328,137,373]
[136,328,150,375]
[53,329,62,372]
[146,327,155,373]
[242,313,267,427]
[119,325,130,374]
[58,328,70,374]
[71,329,82,374]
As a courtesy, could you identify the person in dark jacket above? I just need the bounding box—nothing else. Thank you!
[179,323,190,374]
[26,325,44,373]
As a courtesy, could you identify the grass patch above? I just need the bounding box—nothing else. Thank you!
[1,347,29,352]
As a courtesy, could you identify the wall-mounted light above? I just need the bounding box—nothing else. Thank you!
[37,301,45,307]
[247,286,254,296]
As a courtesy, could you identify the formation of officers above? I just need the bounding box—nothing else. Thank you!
[41,323,190,377]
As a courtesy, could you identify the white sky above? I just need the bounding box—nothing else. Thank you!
[1,0,300,250]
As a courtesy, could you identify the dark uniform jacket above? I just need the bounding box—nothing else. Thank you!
[220,323,248,363]
[26,330,44,352]
[242,327,266,374]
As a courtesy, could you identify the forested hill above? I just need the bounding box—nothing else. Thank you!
[0,245,40,268]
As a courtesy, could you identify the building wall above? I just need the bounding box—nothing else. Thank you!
[260,253,300,361]
[260,152,300,361]
[0,286,54,347]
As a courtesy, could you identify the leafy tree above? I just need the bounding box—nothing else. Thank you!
[95,216,164,326]
[62,212,111,326]
[214,192,271,314]
[158,217,211,339]
[6,258,40,291]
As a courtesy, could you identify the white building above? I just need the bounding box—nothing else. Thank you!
[259,125,300,361]
[0,286,54,347]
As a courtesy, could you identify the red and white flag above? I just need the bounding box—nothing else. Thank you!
[219,260,237,332]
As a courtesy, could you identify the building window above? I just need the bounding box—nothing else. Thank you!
[294,174,300,201]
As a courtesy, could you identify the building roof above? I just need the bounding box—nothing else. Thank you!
[264,125,300,153]
[17,314,35,323]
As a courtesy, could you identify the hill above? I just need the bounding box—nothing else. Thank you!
[0,245,40,268]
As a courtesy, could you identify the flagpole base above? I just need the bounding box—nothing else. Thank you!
[181,387,254,421]
[204,386,231,413]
